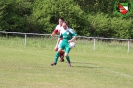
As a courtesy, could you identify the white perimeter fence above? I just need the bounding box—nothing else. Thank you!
[0,31,133,52]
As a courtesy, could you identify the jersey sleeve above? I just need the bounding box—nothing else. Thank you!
[53,25,59,34]
[53,29,58,34]
[69,29,77,36]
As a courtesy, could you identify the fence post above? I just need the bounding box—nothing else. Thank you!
[93,38,96,50]
[127,40,130,52]
[24,34,27,46]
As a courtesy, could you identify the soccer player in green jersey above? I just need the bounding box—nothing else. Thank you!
[51,18,65,62]
[51,22,77,67]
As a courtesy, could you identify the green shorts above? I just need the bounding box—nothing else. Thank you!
[59,42,71,54]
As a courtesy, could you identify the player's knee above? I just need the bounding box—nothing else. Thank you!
[64,53,68,57]
[54,47,58,51]
[54,49,58,51]
[57,48,62,52]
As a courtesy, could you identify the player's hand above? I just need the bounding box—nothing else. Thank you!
[68,39,74,42]
[51,33,55,36]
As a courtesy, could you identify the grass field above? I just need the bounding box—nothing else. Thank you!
[0,36,133,88]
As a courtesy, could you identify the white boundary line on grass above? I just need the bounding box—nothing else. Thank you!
[72,60,133,79]
[104,69,133,79]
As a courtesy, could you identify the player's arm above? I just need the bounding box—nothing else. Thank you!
[51,29,58,36]
[55,38,60,47]
[54,38,60,51]
[54,33,62,50]
[69,36,77,42]
[68,29,77,42]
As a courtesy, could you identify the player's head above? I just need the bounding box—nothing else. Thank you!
[58,17,64,26]
[62,21,68,30]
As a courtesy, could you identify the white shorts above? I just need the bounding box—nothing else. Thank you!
[58,40,62,48]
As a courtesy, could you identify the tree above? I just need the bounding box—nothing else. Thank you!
[0,0,33,32]
[32,0,90,36]
[0,0,6,30]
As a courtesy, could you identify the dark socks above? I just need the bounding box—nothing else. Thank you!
[66,56,70,63]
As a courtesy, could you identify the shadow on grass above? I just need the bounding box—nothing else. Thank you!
[72,61,93,65]
[69,61,103,68]
[71,65,101,68]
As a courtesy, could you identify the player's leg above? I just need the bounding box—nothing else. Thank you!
[59,50,65,62]
[51,42,65,66]
[58,40,65,62]
[51,48,62,66]
[65,47,71,66]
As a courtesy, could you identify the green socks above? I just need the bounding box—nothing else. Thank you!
[54,52,59,63]
[54,52,70,64]
[66,56,70,63]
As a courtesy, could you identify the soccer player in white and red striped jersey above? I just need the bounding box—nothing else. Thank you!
[51,18,65,62]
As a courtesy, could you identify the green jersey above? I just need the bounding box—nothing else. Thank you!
[59,28,77,53]
[59,28,77,43]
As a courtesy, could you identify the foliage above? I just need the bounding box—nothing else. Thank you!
[32,0,90,35]
[0,0,33,32]
[88,13,133,38]
[0,0,133,38]
[74,0,116,14]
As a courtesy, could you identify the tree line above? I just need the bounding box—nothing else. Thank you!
[0,0,133,38]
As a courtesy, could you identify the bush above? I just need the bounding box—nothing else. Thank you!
[32,0,90,35]
[88,13,133,38]
[0,0,33,32]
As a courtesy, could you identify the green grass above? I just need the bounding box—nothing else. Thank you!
[0,36,133,88]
